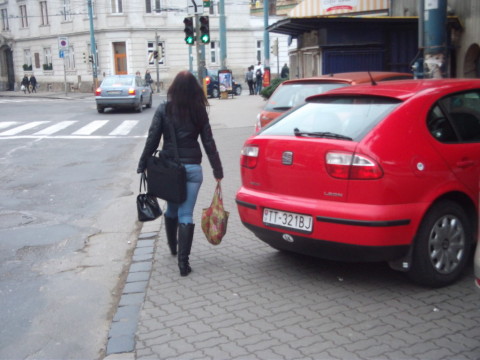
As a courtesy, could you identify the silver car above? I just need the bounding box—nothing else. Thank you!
[95,74,153,113]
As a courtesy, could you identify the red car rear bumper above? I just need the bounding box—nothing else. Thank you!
[236,187,427,262]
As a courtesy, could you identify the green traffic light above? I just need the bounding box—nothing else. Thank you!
[200,34,210,44]
[185,36,194,45]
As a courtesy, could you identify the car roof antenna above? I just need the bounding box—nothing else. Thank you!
[368,70,377,86]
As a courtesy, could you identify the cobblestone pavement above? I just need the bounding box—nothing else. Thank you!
[108,93,480,360]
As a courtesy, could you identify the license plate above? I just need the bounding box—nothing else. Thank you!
[108,90,122,95]
[263,208,313,233]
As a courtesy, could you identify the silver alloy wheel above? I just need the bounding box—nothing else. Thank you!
[428,214,466,274]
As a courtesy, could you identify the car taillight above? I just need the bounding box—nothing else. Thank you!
[240,145,259,168]
[205,76,211,85]
[326,152,383,180]
[95,88,102,96]
[128,87,136,95]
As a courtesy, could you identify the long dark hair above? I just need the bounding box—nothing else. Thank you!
[167,71,209,127]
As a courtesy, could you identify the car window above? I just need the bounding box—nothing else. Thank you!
[261,96,401,140]
[102,76,134,86]
[433,91,480,143]
[265,83,349,111]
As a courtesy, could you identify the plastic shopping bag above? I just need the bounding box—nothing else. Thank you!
[201,182,229,245]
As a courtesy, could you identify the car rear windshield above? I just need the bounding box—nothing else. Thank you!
[261,96,402,140]
[265,83,350,111]
[102,76,134,86]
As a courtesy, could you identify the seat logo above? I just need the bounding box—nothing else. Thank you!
[282,234,294,242]
[282,151,293,165]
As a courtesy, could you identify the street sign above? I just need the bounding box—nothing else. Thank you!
[58,37,69,50]
[59,50,64,58]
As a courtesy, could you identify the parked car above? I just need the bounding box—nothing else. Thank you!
[236,79,480,288]
[204,69,242,98]
[255,71,413,132]
[95,74,153,113]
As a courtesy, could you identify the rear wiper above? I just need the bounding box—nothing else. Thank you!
[272,106,292,111]
[293,128,353,141]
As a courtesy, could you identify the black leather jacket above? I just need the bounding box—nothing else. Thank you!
[137,102,223,179]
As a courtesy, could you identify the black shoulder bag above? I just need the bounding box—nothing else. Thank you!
[146,107,187,204]
[137,173,162,222]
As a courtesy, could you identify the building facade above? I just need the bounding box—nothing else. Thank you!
[0,0,290,92]
[269,0,480,80]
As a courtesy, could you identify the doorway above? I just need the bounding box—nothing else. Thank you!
[113,42,127,74]
[0,45,15,90]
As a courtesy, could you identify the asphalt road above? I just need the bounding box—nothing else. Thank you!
[0,94,157,359]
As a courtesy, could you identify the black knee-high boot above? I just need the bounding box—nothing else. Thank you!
[178,223,195,276]
[164,216,178,256]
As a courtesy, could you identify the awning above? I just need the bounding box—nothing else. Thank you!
[267,16,463,37]
[289,0,390,18]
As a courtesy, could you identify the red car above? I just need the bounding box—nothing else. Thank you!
[255,71,413,132]
[237,79,480,287]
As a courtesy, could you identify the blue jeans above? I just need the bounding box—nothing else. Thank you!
[165,164,203,224]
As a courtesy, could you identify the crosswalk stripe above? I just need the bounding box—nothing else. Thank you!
[109,120,139,136]
[0,121,49,136]
[72,120,108,135]
[0,121,18,130]
[34,121,77,135]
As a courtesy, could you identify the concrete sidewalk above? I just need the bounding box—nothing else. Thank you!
[0,89,94,100]
[104,93,266,359]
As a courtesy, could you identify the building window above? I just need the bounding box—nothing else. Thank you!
[210,41,218,64]
[65,46,75,70]
[146,0,161,13]
[148,41,165,65]
[19,5,28,28]
[208,0,217,15]
[1,9,8,31]
[23,49,32,69]
[256,40,263,63]
[43,47,52,70]
[62,0,71,21]
[111,0,123,14]
[40,1,49,25]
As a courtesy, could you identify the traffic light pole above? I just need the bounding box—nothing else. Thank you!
[87,0,98,91]
[155,31,160,93]
[195,14,206,87]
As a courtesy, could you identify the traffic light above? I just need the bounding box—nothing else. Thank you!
[183,17,195,45]
[199,16,210,44]
[89,55,94,63]
[271,39,278,56]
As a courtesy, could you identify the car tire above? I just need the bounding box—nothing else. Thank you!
[97,106,105,113]
[212,87,219,98]
[407,200,472,288]
[235,85,242,96]
[146,94,153,108]
[136,98,143,113]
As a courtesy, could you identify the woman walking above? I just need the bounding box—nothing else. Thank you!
[137,71,223,276]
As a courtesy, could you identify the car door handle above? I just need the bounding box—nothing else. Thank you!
[456,159,475,168]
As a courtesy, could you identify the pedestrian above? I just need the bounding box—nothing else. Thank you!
[281,63,289,79]
[254,61,263,95]
[21,75,30,94]
[137,70,223,277]
[136,71,141,77]
[145,70,153,89]
[29,74,37,93]
[245,66,255,95]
